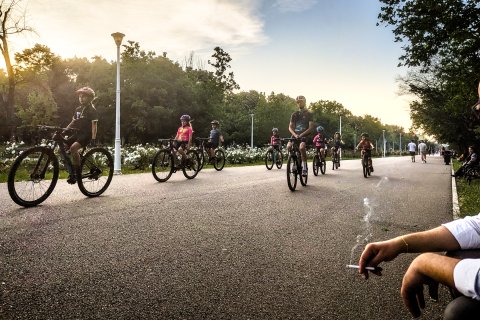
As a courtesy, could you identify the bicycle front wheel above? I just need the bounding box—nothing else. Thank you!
[275,150,283,169]
[312,155,319,176]
[8,146,59,207]
[286,155,297,191]
[152,149,174,182]
[320,158,326,175]
[335,155,340,170]
[362,157,369,178]
[213,149,225,171]
[265,149,274,170]
[183,150,200,179]
[198,149,206,171]
[78,147,114,197]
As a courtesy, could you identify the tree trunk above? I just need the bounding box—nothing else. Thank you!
[2,33,16,141]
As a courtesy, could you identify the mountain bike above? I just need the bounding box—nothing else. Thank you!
[151,139,200,182]
[283,138,307,191]
[264,144,283,170]
[312,148,326,176]
[194,137,226,172]
[361,149,372,178]
[331,147,340,170]
[7,125,113,207]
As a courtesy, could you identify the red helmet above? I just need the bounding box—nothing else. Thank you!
[76,87,95,97]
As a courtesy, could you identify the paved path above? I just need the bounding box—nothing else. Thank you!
[0,155,453,319]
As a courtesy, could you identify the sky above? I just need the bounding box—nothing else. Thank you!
[10,0,413,129]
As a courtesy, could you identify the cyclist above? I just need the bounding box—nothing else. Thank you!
[270,127,282,150]
[206,120,224,162]
[174,114,193,164]
[287,95,314,176]
[356,132,374,172]
[312,125,327,161]
[64,86,98,184]
[330,131,344,167]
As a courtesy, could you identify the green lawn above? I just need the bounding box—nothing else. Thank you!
[452,160,480,218]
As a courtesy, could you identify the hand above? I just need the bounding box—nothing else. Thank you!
[358,238,404,279]
[401,254,440,318]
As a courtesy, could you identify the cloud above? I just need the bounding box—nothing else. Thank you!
[13,0,268,62]
[272,0,318,13]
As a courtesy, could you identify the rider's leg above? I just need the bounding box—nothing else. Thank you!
[68,141,83,183]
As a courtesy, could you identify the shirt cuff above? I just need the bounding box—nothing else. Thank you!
[454,259,480,300]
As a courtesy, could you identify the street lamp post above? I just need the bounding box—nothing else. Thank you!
[399,132,402,155]
[112,32,125,174]
[250,113,254,148]
[382,129,386,158]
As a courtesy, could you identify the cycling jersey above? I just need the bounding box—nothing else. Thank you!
[313,133,326,148]
[67,103,98,147]
[290,110,313,135]
[176,125,193,142]
[271,134,281,145]
[358,139,372,150]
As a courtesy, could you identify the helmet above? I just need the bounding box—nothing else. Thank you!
[335,131,340,135]
[211,120,219,125]
[180,114,191,121]
[361,132,369,138]
[272,127,278,132]
[76,86,95,97]
[316,125,324,133]
[296,95,306,102]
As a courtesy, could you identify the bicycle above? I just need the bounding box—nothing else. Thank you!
[194,137,226,172]
[331,147,340,170]
[312,147,326,176]
[264,144,283,170]
[360,149,372,178]
[283,138,307,191]
[7,125,113,207]
[151,139,200,182]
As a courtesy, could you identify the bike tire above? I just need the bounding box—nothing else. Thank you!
[335,156,340,170]
[362,157,368,178]
[152,149,174,182]
[198,149,206,171]
[313,155,319,176]
[8,146,59,207]
[265,149,274,170]
[286,155,297,191]
[275,150,283,169]
[213,149,226,171]
[183,150,200,179]
[299,157,307,186]
[320,158,326,175]
[78,147,114,197]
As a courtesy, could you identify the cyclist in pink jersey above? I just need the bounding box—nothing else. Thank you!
[174,114,193,162]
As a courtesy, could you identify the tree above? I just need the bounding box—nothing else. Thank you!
[208,46,240,95]
[0,0,33,140]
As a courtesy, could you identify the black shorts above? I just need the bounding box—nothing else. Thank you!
[66,133,90,148]
[205,142,218,149]
[174,141,188,149]
[410,151,415,156]
[362,149,372,158]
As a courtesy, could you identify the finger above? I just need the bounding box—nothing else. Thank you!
[401,290,421,318]
[428,282,439,302]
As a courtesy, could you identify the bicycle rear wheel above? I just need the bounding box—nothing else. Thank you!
[78,147,114,197]
[183,150,200,179]
[275,150,283,169]
[8,146,59,207]
[362,156,368,178]
[320,157,326,175]
[286,155,297,191]
[152,149,174,182]
[213,149,225,171]
[312,155,319,176]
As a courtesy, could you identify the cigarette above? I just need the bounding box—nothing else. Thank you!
[346,264,379,271]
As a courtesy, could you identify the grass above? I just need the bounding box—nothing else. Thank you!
[452,159,480,218]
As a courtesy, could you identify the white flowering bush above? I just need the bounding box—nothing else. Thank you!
[1,141,26,175]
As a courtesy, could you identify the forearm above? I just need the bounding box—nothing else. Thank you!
[410,253,459,288]
[91,121,98,139]
[398,226,461,254]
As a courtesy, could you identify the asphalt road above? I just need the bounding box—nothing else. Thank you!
[0,155,454,319]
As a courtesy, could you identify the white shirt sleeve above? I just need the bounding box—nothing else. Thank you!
[443,213,480,300]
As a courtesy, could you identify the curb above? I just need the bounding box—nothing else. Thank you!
[452,166,460,220]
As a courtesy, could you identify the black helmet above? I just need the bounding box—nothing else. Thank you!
[211,120,219,125]
[361,132,369,138]
[180,114,191,121]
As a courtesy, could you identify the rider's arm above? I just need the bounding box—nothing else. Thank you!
[288,120,297,137]
[220,134,224,145]
[187,127,193,148]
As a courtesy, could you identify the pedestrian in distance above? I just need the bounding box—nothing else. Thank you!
[418,140,427,163]
[407,140,417,162]
[358,213,480,319]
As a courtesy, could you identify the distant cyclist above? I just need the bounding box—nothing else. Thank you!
[331,131,345,165]
[174,114,193,163]
[287,95,314,176]
[206,120,224,162]
[270,127,282,152]
[356,132,374,172]
[64,86,98,184]
[313,125,327,160]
